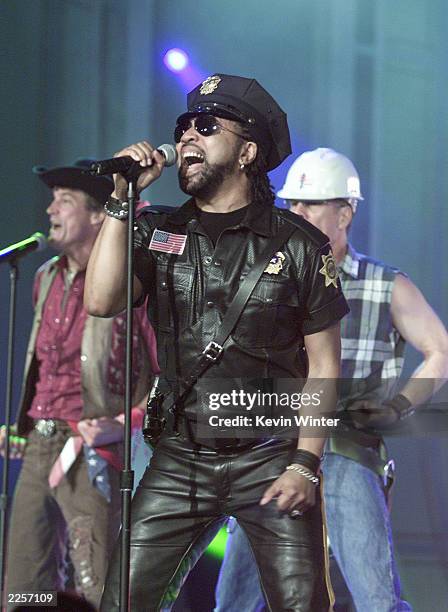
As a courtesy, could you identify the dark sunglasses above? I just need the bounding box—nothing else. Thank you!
[174,115,249,143]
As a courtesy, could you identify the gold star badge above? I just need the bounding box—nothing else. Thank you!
[319,252,338,288]
[200,75,222,95]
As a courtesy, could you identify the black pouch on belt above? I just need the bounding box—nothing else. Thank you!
[142,387,166,448]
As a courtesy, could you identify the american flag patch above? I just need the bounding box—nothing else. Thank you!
[149,229,187,255]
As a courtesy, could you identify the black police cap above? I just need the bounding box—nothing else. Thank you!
[33,158,113,205]
[177,74,291,171]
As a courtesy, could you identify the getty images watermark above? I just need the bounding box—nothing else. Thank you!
[206,389,340,429]
[192,378,448,440]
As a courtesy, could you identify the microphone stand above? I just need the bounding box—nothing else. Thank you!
[0,261,19,610]
[119,172,138,612]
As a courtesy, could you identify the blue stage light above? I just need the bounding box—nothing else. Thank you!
[164,48,189,72]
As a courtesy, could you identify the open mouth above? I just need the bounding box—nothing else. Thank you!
[182,151,205,167]
[49,223,62,236]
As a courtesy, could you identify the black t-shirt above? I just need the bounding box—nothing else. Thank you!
[195,204,248,245]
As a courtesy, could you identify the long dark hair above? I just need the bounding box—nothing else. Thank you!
[240,125,275,206]
[245,150,276,207]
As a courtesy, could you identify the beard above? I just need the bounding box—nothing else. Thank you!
[178,155,237,200]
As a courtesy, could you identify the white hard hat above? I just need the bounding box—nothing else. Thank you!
[277,147,363,210]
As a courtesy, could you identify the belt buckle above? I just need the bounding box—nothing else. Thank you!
[202,341,223,362]
[35,419,56,438]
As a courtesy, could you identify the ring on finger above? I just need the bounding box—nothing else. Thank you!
[289,509,303,518]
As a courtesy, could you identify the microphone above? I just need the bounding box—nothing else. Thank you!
[89,144,178,176]
[0,232,48,265]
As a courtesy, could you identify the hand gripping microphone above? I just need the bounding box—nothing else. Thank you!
[89,144,177,176]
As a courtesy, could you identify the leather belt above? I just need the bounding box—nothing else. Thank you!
[174,414,266,453]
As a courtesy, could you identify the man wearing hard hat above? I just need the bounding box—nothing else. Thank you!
[215,148,448,611]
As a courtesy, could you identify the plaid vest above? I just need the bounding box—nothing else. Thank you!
[338,244,406,408]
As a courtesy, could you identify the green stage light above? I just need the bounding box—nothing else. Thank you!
[205,525,228,560]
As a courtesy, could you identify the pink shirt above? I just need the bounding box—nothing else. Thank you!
[28,256,158,422]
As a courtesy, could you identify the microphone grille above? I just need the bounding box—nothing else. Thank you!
[158,144,178,167]
[32,232,48,252]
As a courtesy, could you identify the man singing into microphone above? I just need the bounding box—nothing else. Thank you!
[85,74,349,611]
[1,159,158,608]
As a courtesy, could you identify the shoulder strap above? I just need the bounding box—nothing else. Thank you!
[177,221,297,397]
[215,221,296,348]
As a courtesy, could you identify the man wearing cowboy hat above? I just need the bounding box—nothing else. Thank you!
[1,159,158,608]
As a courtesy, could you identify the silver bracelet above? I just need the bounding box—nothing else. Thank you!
[286,464,320,485]
[104,196,129,220]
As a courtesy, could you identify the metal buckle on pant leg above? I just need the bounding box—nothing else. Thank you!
[383,459,395,489]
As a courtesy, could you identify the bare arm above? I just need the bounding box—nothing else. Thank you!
[297,323,341,457]
[391,273,448,405]
[84,141,166,317]
[260,323,341,512]
[85,215,139,316]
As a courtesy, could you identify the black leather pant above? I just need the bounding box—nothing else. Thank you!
[100,434,333,612]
